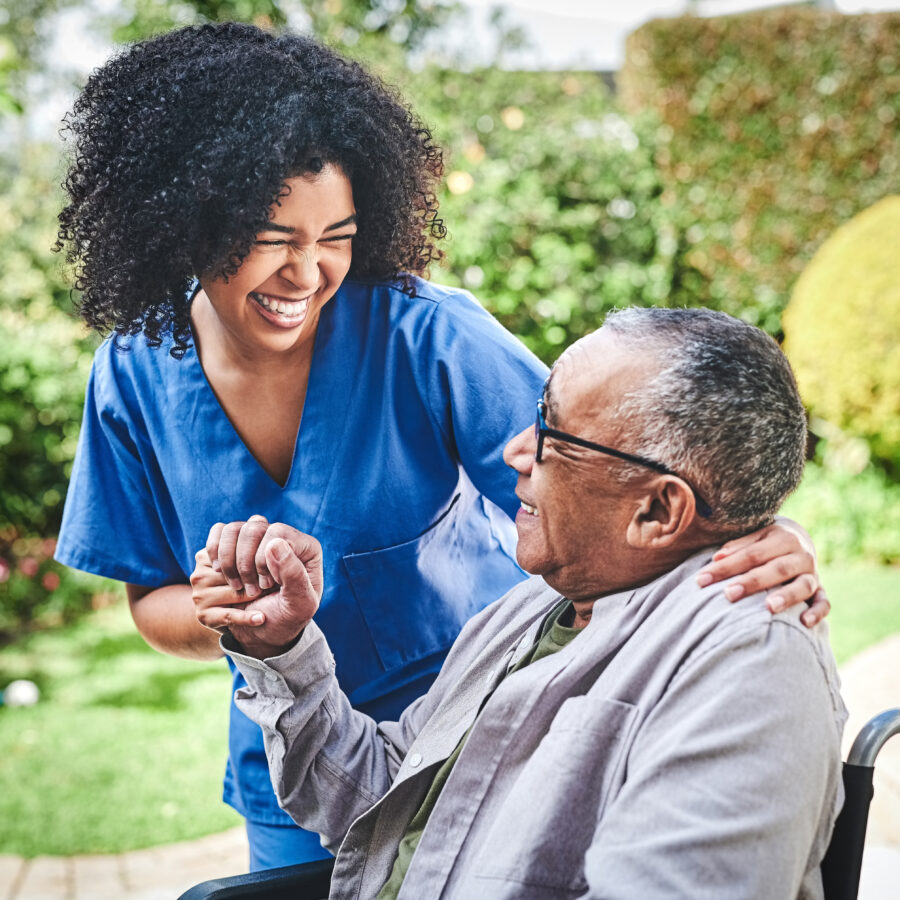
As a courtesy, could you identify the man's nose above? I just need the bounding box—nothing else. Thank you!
[503,425,535,475]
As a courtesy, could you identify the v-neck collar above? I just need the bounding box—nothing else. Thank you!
[176,289,356,519]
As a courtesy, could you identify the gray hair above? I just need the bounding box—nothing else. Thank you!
[602,307,807,532]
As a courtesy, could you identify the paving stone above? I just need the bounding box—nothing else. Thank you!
[0,855,27,900]
[122,830,247,897]
[70,854,124,899]
[13,856,70,900]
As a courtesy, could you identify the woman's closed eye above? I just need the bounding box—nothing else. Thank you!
[253,232,355,248]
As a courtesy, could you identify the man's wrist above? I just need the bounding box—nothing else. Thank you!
[225,628,304,660]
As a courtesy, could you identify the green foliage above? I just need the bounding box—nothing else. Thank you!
[782,196,900,471]
[781,461,900,565]
[0,150,97,541]
[0,0,72,112]
[619,8,900,334]
[406,68,674,362]
[0,147,100,636]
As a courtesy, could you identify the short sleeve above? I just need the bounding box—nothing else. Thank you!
[55,349,185,587]
[423,290,548,521]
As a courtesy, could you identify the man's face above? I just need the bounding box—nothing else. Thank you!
[502,329,659,600]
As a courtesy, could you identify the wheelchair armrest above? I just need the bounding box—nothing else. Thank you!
[178,858,335,900]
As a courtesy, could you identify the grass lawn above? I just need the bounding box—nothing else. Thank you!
[820,562,900,664]
[0,599,240,857]
[0,561,898,857]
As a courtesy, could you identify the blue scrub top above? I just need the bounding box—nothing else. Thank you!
[56,277,548,823]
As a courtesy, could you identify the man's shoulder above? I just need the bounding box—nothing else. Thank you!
[635,551,842,706]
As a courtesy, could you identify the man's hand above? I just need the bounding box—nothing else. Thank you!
[193,517,324,657]
[695,521,828,628]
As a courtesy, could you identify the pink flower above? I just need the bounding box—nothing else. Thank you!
[41,538,57,557]
[19,557,39,577]
[0,559,9,583]
[42,572,61,591]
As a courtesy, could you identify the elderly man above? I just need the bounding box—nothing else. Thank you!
[196,308,846,899]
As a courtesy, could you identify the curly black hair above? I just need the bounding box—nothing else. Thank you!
[56,22,446,356]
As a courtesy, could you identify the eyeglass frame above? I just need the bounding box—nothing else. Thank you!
[534,399,713,518]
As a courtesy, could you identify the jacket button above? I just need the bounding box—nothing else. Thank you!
[408,752,423,768]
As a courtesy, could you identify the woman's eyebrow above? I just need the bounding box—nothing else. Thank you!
[261,214,358,234]
[324,214,357,232]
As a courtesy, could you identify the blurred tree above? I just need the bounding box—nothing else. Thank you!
[109,0,463,68]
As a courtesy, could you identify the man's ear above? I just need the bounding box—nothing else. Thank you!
[626,477,696,548]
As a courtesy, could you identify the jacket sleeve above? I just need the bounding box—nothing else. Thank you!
[223,622,441,852]
[581,618,846,899]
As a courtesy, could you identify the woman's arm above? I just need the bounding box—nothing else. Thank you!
[126,582,224,661]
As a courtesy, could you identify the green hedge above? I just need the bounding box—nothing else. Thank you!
[619,8,900,334]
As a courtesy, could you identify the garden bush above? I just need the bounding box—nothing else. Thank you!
[0,531,112,644]
[0,149,97,539]
[405,67,675,362]
[781,460,900,565]
[0,150,102,637]
[619,8,900,335]
[782,196,900,472]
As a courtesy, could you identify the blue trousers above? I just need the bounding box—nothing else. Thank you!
[246,820,333,872]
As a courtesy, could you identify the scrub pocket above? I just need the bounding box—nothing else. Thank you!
[341,486,523,674]
[474,696,638,895]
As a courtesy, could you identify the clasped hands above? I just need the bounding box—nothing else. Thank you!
[191,515,323,658]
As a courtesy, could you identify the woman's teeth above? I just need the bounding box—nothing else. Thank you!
[520,501,538,516]
[252,292,309,318]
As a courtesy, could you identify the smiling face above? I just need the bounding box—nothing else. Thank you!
[197,164,356,356]
[503,329,664,600]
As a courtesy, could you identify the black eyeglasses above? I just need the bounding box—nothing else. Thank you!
[534,399,713,518]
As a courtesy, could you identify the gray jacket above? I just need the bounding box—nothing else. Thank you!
[225,549,846,899]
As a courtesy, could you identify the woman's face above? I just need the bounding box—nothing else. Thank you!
[199,164,356,354]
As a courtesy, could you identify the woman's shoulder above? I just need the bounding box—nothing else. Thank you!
[89,328,192,404]
[342,276,519,344]
[343,274,481,311]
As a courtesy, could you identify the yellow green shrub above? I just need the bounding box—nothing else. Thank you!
[783,196,900,468]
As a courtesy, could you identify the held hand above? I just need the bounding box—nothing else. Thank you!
[191,548,257,631]
[202,518,324,656]
[695,522,829,628]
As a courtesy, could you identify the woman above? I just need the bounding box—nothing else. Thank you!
[54,22,826,871]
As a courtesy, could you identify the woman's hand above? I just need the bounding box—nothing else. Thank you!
[695,521,829,628]
[195,516,324,657]
[190,548,256,633]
